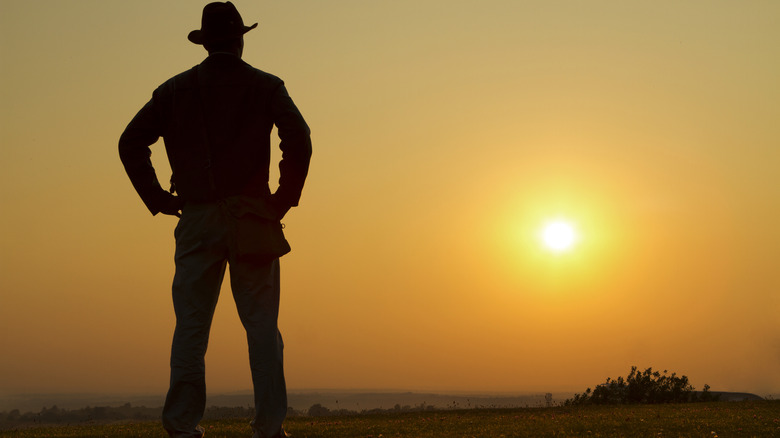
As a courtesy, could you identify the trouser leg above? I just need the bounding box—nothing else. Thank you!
[229,258,287,438]
[163,203,228,437]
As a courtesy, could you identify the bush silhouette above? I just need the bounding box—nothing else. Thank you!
[565,366,717,405]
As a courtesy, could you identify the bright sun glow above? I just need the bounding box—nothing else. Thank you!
[542,220,577,252]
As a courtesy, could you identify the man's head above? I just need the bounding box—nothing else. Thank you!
[188,2,257,54]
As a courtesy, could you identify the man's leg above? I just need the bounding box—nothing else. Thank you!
[229,258,287,438]
[163,202,229,437]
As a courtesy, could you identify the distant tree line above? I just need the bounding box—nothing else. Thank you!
[565,366,720,405]
[0,403,162,426]
[303,402,440,417]
[1,400,492,426]
[0,402,443,426]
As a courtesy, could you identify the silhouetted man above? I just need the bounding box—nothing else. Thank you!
[119,3,311,437]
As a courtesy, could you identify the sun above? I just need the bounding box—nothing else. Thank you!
[541,220,577,252]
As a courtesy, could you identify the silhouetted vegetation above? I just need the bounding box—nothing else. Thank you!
[0,403,162,426]
[303,402,440,417]
[0,399,501,426]
[565,366,720,405]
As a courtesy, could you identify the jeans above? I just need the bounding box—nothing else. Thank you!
[162,199,287,438]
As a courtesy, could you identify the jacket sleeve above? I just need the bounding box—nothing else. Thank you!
[270,83,312,210]
[118,90,176,215]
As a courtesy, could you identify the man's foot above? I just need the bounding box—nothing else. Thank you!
[273,427,290,437]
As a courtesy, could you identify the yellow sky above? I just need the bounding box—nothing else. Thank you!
[1,1,779,398]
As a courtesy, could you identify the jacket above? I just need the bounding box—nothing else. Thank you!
[119,52,312,215]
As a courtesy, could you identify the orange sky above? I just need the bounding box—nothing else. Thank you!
[1,1,779,399]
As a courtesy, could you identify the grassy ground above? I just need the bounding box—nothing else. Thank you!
[1,401,778,437]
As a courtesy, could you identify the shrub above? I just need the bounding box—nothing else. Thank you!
[565,366,717,405]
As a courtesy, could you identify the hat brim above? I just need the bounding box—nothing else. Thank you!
[188,22,258,45]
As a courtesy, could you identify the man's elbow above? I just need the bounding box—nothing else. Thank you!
[118,131,155,165]
[118,129,136,160]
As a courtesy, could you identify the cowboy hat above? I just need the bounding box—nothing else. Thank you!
[188,2,257,45]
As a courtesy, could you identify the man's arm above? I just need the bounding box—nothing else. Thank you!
[118,95,182,216]
[270,83,312,217]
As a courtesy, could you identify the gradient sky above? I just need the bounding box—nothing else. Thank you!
[1,1,779,400]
